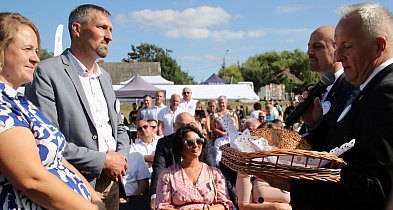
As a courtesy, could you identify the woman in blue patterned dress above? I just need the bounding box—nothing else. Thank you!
[0,12,106,209]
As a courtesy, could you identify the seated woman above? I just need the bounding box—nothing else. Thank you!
[0,12,104,209]
[236,174,291,210]
[156,124,233,210]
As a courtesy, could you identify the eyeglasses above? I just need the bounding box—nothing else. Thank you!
[137,125,150,132]
[150,125,157,129]
[184,138,204,147]
[182,92,191,94]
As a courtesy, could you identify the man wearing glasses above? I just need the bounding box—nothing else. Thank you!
[179,87,198,116]
[130,120,157,174]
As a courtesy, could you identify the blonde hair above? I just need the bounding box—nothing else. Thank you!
[0,12,41,70]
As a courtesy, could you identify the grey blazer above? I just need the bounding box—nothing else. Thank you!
[25,50,129,184]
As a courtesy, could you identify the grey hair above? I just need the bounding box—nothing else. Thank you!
[68,4,111,40]
[242,118,261,131]
[218,95,227,103]
[337,3,393,41]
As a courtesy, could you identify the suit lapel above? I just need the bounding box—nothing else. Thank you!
[60,53,96,128]
[325,74,345,100]
[359,64,393,101]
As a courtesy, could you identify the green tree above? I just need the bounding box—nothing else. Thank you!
[240,50,318,94]
[218,64,244,83]
[39,48,53,60]
[123,43,195,85]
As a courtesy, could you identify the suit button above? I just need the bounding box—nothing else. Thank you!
[92,135,98,140]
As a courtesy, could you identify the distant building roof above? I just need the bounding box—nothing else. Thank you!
[282,68,303,84]
[98,61,161,84]
[202,73,229,84]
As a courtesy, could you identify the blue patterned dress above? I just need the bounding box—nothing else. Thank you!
[0,82,91,209]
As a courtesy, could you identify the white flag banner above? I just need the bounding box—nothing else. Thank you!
[54,24,63,56]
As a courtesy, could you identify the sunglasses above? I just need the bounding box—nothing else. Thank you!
[184,138,205,147]
[137,125,150,132]
[182,92,191,94]
[150,125,157,129]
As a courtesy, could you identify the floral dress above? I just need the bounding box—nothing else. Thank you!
[0,82,90,209]
[156,162,233,210]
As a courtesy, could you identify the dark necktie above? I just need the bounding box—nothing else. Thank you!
[344,87,361,109]
[337,86,361,122]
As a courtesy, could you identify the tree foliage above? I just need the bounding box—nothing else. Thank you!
[240,50,319,94]
[39,48,53,61]
[123,43,196,85]
[218,63,244,83]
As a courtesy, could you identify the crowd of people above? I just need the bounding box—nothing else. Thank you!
[2,2,393,210]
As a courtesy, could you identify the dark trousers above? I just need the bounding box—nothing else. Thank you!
[119,194,150,210]
[218,161,238,210]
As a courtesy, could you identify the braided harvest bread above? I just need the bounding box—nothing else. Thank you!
[250,127,312,150]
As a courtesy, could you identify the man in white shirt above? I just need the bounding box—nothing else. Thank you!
[150,90,166,121]
[136,94,155,122]
[179,87,198,116]
[122,152,150,197]
[157,94,184,136]
[130,120,157,173]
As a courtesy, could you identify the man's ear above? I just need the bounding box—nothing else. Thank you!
[375,36,387,57]
[71,22,82,38]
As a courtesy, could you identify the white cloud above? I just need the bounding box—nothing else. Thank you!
[276,5,306,14]
[210,30,244,41]
[265,28,312,36]
[203,54,221,61]
[117,6,232,29]
[166,28,210,39]
[246,30,266,38]
[114,6,309,41]
[179,55,201,61]
[179,54,220,62]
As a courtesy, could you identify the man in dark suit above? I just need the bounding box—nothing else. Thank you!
[150,112,214,209]
[268,3,393,209]
[25,4,129,210]
[303,26,354,151]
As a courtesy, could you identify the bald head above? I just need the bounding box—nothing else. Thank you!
[308,26,342,74]
[174,112,195,131]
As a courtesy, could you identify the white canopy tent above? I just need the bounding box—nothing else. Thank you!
[155,84,259,102]
[120,75,174,85]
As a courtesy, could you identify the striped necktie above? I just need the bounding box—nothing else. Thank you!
[344,86,361,109]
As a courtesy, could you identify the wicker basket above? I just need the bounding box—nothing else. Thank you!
[220,144,347,182]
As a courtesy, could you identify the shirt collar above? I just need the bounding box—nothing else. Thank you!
[0,82,24,98]
[360,57,393,90]
[66,49,102,78]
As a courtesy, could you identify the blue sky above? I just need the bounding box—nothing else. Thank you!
[3,0,392,83]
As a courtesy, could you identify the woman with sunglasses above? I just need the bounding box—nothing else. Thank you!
[156,124,233,210]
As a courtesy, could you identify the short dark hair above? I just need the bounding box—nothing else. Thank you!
[172,124,207,163]
[68,4,110,40]
[253,102,262,110]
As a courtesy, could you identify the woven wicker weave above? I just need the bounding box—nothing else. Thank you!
[220,144,346,182]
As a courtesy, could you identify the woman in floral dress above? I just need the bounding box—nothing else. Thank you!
[0,12,105,210]
[156,124,233,210]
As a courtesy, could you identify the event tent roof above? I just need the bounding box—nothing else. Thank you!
[120,75,174,85]
[115,74,165,98]
[202,73,229,84]
[155,84,259,102]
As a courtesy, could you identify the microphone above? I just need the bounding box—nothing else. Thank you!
[285,72,335,126]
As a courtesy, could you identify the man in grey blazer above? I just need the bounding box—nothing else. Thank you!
[25,4,129,210]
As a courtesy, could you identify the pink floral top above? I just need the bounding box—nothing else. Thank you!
[156,162,233,210]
